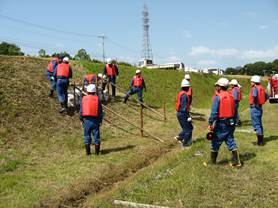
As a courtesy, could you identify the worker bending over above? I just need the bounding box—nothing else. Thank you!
[229,79,242,126]
[55,57,73,113]
[103,58,119,99]
[249,75,268,146]
[123,69,146,104]
[175,79,193,149]
[204,78,241,167]
[46,56,59,97]
[80,84,103,155]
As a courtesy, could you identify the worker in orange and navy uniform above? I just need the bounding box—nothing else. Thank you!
[46,56,59,97]
[204,78,241,167]
[55,57,73,113]
[184,74,193,106]
[229,79,242,126]
[103,58,119,99]
[249,75,268,146]
[175,79,193,149]
[79,84,103,155]
[123,69,146,104]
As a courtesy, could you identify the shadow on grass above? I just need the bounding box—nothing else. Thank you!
[101,144,136,155]
[264,135,278,144]
[217,152,256,166]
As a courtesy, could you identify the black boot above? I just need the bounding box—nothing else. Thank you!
[59,102,65,113]
[230,149,241,167]
[48,89,54,97]
[123,95,129,103]
[95,144,100,155]
[203,151,218,166]
[257,135,264,146]
[85,144,91,155]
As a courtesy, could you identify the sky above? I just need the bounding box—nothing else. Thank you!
[0,0,278,69]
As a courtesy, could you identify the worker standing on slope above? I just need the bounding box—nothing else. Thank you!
[123,69,146,104]
[175,79,193,149]
[204,78,241,167]
[184,74,193,106]
[55,57,73,113]
[46,56,59,97]
[103,58,119,99]
[249,75,268,146]
[229,79,242,126]
[80,84,103,155]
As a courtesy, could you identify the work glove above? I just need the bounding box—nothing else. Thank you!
[208,125,214,131]
[50,76,54,81]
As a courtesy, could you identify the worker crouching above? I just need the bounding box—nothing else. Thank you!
[249,75,268,146]
[175,79,193,149]
[204,78,241,167]
[80,84,103,155]
[123,69,146,104]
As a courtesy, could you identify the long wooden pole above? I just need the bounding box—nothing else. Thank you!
[140,106,144,137]
[163,100,166,122]
[113,200,169,208]
[109,82,166,120]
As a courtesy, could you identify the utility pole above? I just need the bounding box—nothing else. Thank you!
[98,35,106,63]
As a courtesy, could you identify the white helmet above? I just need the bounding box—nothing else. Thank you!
[63,57,69,63]
[184,74,190,80]
[98,73,103,78]
[251,75,260,83]
[106,58,112,64]
[274,74,278,79]
[181,79,190,87]
[215,78,229,87]
[230,79,238,85]
[87,84,96,93]
[136,69,141,74]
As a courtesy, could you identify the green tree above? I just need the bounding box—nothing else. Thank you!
[0,41,24,56]
[38,49,46,57]
[74,49,91,61]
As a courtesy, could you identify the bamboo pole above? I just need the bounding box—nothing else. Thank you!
[103,118,136,135]
[140,106,144,137]
[109,82,166,120]
[113,200,170,208]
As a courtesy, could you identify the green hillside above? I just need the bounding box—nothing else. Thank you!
[0,56,274,208]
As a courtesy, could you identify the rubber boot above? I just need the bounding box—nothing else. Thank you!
[203,151,218,166]
[59,102,65,113]
[230,149,241,167]
[95,144,100,155]
[85,144,91,155]
[48,89,54,97]
[257,135,264,146]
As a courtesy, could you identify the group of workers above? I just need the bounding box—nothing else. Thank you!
[175,74,268,167]
[46,56,148,155]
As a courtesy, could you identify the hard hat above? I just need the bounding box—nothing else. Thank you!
[87,84,96,93]
[184,74,190,80]
[215,78,229,87]
[136,69,141,74]
[229,79,238,85]
[103,74,107,79]
[181,79,190,87]
[251,75,260,83]
[274,74,278,79]
[106,58,112,64]
[98,73,103,78]
[63,57,69,63]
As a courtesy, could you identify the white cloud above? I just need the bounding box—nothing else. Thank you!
[182,30,192,38]
[189,45,278,60]
[189,46,238,57]
[197,60,217,66]
[258,25,269,30]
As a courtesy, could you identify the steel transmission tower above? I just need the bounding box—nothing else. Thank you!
[141,3,153,61]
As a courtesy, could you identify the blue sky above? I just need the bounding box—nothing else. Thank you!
[0,0,278,69]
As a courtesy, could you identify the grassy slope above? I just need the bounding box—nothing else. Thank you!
[88,101,278,207]
[0,56,273,208]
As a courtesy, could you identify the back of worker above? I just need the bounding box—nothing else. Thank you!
[229,79,242,126]
[46,56,59,97]
[80,84,103,155]
[184,74,193,106]
[205,78,241,167]
[84,74,97,86]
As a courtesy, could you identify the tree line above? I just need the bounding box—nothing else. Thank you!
[225,60,278,76]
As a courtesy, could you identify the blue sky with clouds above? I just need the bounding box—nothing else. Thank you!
[0,0,278,69]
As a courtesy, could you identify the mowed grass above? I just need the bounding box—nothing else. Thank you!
[87,103,278,208]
